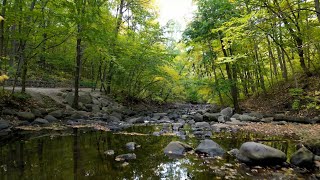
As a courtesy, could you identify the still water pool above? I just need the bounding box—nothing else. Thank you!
[0,126,313,179]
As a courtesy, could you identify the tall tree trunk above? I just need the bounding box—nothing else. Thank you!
[73,0,85,109]
[315,0,320,23]
[240,67,249,97]
[20,0,37,93]
[40,1,49,68]
[266,34,278,76]
[296,37,312,76]
[207,41,224,106]
[73,26,82,109]
[0,0,7,70]
[219,36,240,112]
[254,41,266,93]
[106,0,125,95]
[264,1,312,77]
[279,26,288,81]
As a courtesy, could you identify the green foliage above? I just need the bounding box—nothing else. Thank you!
[292,99,300,110]
[12,92,32,102]
[289,88,304,97]
[289,88,304,110]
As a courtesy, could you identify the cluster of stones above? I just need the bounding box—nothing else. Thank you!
[105,142,140,167]
[163,140,320,169]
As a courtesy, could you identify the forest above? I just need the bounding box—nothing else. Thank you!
[0,0,319,111]
[0,1,320,179]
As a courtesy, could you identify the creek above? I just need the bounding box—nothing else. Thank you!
[0,125,316,179]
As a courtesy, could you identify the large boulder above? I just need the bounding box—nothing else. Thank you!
[212,124,231,133]
[164,141,192,158]
[218,115,229,123]
[91,105,100,113]
[194,122,211,131]
[195,139,225,157]
[290,147,315,168]
[111,112,123,120]
[158,116,171,123]
[69,111,89,120]
[108,115,121,122]
[44,115,58,122]
[248,112,264,119]
[115,153,136,161]
[220,107,233,118]
[17,112,35,122]
[153,113,168,119]
[49,110,64,118]
[31,109,43,117]
[0,120,10,130]
[203,113,220,122]
[239,114,258,122]
[32,118,49,125]
[206,105,221,113]
[193,113,203,122]
[172,123,183,131]
[126,142,138,151]
[65,92,93,106]
[127,117,144,124]
[2,108,17,115]
[237,142,287,165]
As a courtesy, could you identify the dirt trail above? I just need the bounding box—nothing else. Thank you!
[5,87,92,105]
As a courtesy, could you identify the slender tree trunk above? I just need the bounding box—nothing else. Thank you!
[106,0,125,95]
[94,57,102,91]
[266,34,278,76]
[279,26,288,81]
[219,36,240,112]
[21,45,27,93]
[106,60,113,94]
[207,41,224,106]
[240,67,249,97]
[254,41,266,93]
[73,28,82,109]
[315,0,320,23]
[265,1,312,77]
[40,1,49,68]
[0,0,7,70]
[296,37,312,76]
[20,0,36,93]
[73,0,85,109]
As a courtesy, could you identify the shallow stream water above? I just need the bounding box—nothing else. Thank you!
[0,126,316,179]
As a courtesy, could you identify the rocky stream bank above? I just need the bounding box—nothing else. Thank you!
[0,89,320,179]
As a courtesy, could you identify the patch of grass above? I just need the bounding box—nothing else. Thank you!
[12,92,32,102]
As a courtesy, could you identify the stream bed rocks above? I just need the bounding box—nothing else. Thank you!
[164,141,193,157]
[195,139,225,157]
[236,142,287,165]
[0,90,320,179]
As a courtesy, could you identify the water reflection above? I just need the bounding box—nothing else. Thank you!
[156,159,191,180]
[0,127,305,180]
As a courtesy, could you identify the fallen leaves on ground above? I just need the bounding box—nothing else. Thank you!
[240,123,320,145]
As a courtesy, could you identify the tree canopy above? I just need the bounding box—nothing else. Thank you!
[0,0,319,109]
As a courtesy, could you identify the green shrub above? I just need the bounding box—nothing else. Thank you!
[80,80,96,88]
[292,99,300,110]
[289,88,304,110]
[12,92,32,101]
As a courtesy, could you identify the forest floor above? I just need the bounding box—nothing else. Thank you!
[1,84,320,148]
[241,74,320,118]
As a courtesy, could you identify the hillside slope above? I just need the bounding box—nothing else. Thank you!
[241,74,320,118]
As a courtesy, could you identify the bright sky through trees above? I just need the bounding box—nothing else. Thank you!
[157,0,195,30]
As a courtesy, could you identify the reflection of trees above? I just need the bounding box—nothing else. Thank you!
[73,128,80,180]
[18,142,24,179]
[37,139,44,177]
[0,128,301,179]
